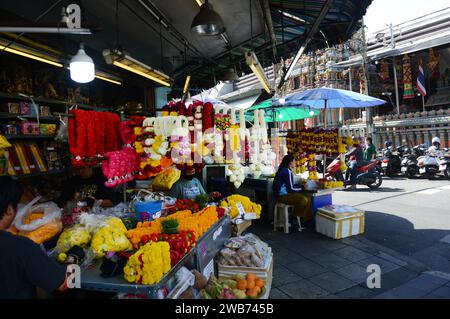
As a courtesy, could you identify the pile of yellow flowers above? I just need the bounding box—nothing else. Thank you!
[323,181,345,189]
[220,195,262,219]
[123,241,171,285]
[56,225,91,253]
[90,224,132,257]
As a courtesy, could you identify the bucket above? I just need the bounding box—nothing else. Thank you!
[134,200,162,222]
[132,190,163,222]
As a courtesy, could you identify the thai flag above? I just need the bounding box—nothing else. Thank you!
[417,61,426,96]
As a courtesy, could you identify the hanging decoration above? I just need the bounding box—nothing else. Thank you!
[68,110,121,167]
[402,55,414,100]
[428,48,440,80]
[379,60,390,82]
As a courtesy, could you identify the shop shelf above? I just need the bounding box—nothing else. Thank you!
[3,168,67,179]
[4,135,56,140]
[0,112,61,121]
[0,91,107,111]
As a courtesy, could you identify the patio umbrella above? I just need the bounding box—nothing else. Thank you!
[246,106,320,122]
[282,87,386,109]
[246,98,319,122]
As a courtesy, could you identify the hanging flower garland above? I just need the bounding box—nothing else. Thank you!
[402,55,414,100]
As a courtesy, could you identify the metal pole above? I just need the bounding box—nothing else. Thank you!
[392,56,400,114]
[422,95,425,112]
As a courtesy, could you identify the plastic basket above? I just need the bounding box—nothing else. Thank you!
[132,190,163,222]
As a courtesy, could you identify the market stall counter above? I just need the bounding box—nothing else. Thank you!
[80,216,232,298]
[80,246,197,298]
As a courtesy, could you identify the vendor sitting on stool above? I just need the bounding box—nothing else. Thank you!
[273,155,312,223]
[169,166,206,200]
[57,166,120,210]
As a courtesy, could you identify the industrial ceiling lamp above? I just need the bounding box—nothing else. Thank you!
[70,43,95,83]
[221,68,239,82]
[191,0,225,35]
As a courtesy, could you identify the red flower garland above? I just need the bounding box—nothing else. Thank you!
[119,120,136,145]
[202,102,214,132]
[68,110,87,166]
[95,112,106,156]
[86,112,97,159]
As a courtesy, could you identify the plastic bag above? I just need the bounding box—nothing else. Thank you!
[54,116,68,142]
[56,225,92,253]
[91,202,129,218]
[151,168,181,191]
[13,197,62,232]
[167,267,195,299]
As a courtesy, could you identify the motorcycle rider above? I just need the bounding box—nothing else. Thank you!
[345,137,365,190]
[364,137,377,161]
[428,137,443,157]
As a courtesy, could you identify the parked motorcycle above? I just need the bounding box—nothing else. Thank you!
[417,151,440,180]
[401,144,426,178]
[380,145,407,177]
[438,148,450,180]
[326,155,382,189]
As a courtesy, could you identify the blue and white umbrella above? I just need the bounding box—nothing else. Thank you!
[282,87,386,109]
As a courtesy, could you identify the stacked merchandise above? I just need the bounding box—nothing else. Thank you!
[133,100,276,188]
[3,142,48,176]
[216,234,273,299]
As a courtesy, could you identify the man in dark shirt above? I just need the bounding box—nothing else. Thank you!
[57,166,120,209]
[0,176,67,299]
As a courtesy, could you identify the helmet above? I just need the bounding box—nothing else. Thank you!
[432,137,441,145]
[384,141,392,148]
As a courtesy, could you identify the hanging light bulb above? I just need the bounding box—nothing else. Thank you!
[70,43,95,83]
[191,0,225,35]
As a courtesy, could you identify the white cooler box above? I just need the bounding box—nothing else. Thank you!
[316,205,365,239]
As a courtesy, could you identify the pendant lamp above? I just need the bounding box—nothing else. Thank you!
[70,43,95,83]
[191,0,225,35]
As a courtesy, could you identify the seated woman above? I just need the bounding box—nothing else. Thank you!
[273,154,312,223]
[169,167,206,200]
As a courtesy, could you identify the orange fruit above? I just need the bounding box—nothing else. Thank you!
[255,278,265,288]
[246,280,255,290]
[246,273,256,281]
[254,286,261,294]
[237,279,247,291]
[246,288,258,298]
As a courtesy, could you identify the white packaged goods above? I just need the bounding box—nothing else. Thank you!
[316,205,365,239]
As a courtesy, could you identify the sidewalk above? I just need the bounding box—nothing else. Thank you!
[249,224,450,299]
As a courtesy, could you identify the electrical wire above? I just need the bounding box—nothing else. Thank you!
[0,0,64,55]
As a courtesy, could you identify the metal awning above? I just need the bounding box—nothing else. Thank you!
[333,30,450,68]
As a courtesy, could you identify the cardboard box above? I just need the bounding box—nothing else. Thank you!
[232,220,252,236]
[39,124,56,135]
[0,102,20,114]
[2,124,19,135]
[218,252,273,299]
[21,122,40,135]
[316,205,365,240]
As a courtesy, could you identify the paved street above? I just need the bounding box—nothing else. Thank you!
[251,176,450,299]
[333,177,450,273]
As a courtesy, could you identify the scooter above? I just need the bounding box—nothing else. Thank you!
[326,155,382,189]
[439,149,450,180]
[381,145,407,177]
[417,152,440,179]
[401,144,426,178]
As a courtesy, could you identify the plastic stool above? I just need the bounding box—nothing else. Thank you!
[273,203,303,234]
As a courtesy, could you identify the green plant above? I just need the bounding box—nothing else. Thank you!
[161,218,179,229]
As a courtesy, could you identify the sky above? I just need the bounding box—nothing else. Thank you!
[363,0,450,35]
